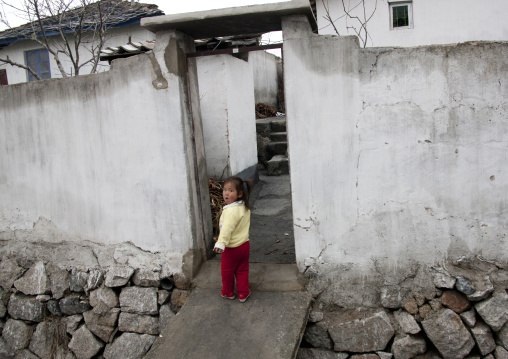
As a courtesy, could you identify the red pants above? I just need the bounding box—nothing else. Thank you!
[221,241,250,297]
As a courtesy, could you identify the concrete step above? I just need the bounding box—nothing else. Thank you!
[270,131,287,142]
[267,155,289,176]
[266,141,287,156]
[256,116,286,137]
[145,262,311,359]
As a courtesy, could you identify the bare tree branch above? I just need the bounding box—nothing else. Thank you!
[0,55,41,79]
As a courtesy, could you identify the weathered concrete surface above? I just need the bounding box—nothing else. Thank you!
[145,287,312,359]
[193,261,308,292]
[141,0,316,38]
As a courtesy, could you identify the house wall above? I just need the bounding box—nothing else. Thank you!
[0,29,212,278]
[197,54,258,180]
[316,0,508,47]
[283,16,508,301]
[0,24,155,85]
[248,50,280,108]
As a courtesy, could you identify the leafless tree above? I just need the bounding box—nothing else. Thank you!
[321,0,377,48]
[0,0,123,79]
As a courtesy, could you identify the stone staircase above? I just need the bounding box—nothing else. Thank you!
[256,116,289,175]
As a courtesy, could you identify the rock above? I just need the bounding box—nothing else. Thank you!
[2,319,34,350]
[460,308,477,327]
[119,287,158,315]
[170,289,190,307]
[104,266,134,287]
[466,275,494,302]
[36,295,51,302]
[303,322,334,350]
[328,310,394,352]
[394,310,421,334]
[376,352,393,359]
[391,335,427,359]
[69,269,88,292]
[412,266,437,301]
[495,346,508,359]
[63,314,83,334]
[429,267,456,289]
[132,269,160,287]
[403,299,419,315]
[0,299,6,318]
[455,276,475,296]
[103,332,156,359]
[413,350,443,359]
[14,349,40,359]
[470,321,496,355]
[429,299,442,311]
[173,273,191,290]
[54,346,77,359]
[441,290,471,313]
[118,312,159,335]
[0,337,15,359]
[46,265,70,300]
[475,292,508,331]
[419,304,432,319]
[309,311,324,323]
[421,308,475,359]
[0,259,25,289]
[380,287,406,309]
[85,270,104,293]
[296,348,349,359]
[89,287,118,313]
[29,321,62,359]
[8,294,45,322]
[47,300,63,316]
[350,355,380,359]
[158,290,170,305]
[59,295,91,315]
[14,261,50,295]
[159,304,175,333]
[68,325,104,359]
[83,307,120,342]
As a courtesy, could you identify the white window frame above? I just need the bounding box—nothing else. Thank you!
[389,1,413,30]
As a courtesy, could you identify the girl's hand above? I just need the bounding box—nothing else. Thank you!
[213,247,223,254]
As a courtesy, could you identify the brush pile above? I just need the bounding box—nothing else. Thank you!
[208,178,225,239]
[255,103,278,118]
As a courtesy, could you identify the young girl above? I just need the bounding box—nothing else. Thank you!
[213,176,252,302]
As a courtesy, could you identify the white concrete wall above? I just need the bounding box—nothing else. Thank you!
[283,16,508,277]
[0,30,211,277]
[248,50,280,108]
[316,0,508,47]
[197,54,257,179]
[0,24,155,84]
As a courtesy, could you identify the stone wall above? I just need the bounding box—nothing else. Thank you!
[0,241,189,358]
[298,257,508,358]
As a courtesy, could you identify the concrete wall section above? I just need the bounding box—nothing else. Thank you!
[198,54,257,180]
[0,30,210,276]
[316,0,508,48]
[284,16,508,279]
[283,16,362,270]
[248,50,280,108]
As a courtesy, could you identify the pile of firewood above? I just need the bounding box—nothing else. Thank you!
[208,178,225,239]
[255,103,278,118]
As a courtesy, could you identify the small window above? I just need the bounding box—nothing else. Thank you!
[0,69,8,86]
[390,2,413,30]
[25,49,51,82]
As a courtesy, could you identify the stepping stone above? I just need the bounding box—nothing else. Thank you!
[267,155,289,175]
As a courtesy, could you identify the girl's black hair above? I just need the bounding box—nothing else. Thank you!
[223,176,252,209]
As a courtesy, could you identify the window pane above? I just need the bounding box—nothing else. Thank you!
[393,5,409,27]
[26,49,51,82]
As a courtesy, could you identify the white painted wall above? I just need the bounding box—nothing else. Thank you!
[283,16,508,277]
[0,24,155,85]
[0,30,210,276]
[316,0,508,47]
[197,54,257,179]
[248,50,280,108]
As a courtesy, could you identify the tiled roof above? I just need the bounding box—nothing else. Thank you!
[0,0,163,46]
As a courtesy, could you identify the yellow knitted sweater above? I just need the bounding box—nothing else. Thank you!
[214,201,250,250]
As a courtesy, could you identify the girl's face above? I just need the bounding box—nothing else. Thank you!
[223,181,242,205]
